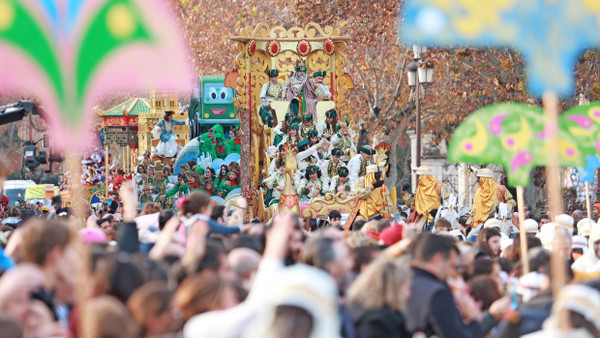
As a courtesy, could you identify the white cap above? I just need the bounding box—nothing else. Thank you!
[523,219,539,233]
[517,272,546,303]
[571,235,588,255]
[412,166,433,176]
[554,214,574,233]
[476,168,493,178]
[577,218,596,237]
[554,285,600,331]
[483,218,502,230]
[242,264,340,338]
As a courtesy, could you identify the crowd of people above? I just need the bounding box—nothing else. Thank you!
[1,144,600,338]
[3,61,600,338]
[132,151,241,209]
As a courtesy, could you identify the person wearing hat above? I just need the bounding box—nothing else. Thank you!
[268,144,288,176]
[571,229,600,273]
[330,120,356,160]
[296,139,320,182]
[139,185,155,205]
[138,150,153,168]
[152,170,168,198]
[307,129,320,147]
[320,148,344,190]
[347,145,376,186]
[328,166,353,194]
[259,69,283,128]
[593,202,600,219]
[273,112,296,145]
[154,110,185,158]
[554,213,575,235]
[283,59,319,120]
[262,164,286,208]
[317,109,338,140]
[297,165,324,203]
[408,166,449,230]
[353,164,393,221]
[142,164,156,189]
[312,70,331,100]
[300,113,316,140]
[278,122,301,148]
[469,168,516,228]
[225,128,241,155]
[577,218,596,238]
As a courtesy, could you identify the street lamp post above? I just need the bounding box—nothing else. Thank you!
[407,45,434,168]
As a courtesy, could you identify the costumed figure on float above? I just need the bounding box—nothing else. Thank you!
[153,110,185,158]
[467,168,517,237]
[283,59,319,120]
[408,166,450,231]
[259,69,283,128]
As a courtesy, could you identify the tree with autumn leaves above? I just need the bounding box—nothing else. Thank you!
[170,0,599,195]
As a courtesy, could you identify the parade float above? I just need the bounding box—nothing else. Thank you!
[227,22,355,219]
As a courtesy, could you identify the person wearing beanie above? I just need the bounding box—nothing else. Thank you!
[379,224,404,246]
[593,202,600,218]
[347,145,376,186]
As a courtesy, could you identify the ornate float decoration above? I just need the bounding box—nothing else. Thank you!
[228,23,354,218]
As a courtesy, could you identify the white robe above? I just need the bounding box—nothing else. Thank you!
[347,154,368,187]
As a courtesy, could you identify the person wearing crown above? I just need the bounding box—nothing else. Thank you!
[312,71,331,100]
[317,109,339,140]
[408,166,450,231]
[347,145,376,186]
[259,69,283,128]
[469,168,516,228]
[331,120,356,161]
[300,113,317,140]
[297,165,324,203]
[329,166,353,195]
[354,164,394,221]
[283,59,319,120]
[154,110,185,158]
[320,148,344,191]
